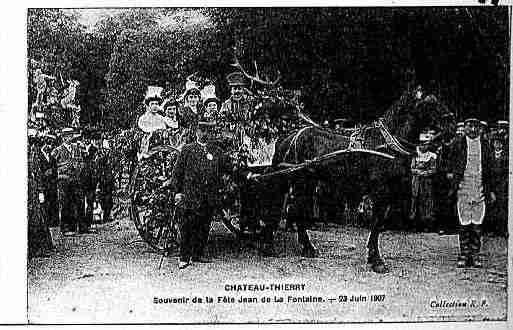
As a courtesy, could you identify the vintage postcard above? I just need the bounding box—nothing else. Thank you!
[17,3,512,325]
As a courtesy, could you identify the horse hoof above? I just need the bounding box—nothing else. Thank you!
[301,248,319,258]
[370,262,389,274]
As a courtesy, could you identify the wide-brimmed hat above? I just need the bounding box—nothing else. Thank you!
[201,84,220,106]
[226,71,247,87]
[144,86,164,106]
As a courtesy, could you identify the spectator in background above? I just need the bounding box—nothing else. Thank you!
[51,127,85,236]
[456,122,465,137]
[80,128,99,234]
[28,129,54,258]
[497,120,509,142]
[33,68,56,107]
[39,134,59,227]
[447,118,495,268]
[94,131,115,224]
[480,120,490,142]
[435,113,458,235]
[409,131,438,231]
[487,132,508,237]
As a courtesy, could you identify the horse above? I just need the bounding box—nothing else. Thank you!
[259,86,454,273]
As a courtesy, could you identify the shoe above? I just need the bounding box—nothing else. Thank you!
[178,261,191,269]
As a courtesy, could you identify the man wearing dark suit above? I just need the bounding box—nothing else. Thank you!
[487,132,508,236]
[39,137,59,227]
[168,116,231,269]
[51,128,85,235]
[95,133,115,223]
[446,118,496,268]
[80,128,99,233]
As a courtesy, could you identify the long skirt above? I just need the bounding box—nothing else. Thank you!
[28,195,54,258]
[410,175,435,224]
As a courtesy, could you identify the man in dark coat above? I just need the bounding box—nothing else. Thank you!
[39,136,59,227]
[28,129,55,258]
[487,132,508,236]
[51,128,85,235]
[446,118,496,268]
[167,116,231,269]
[80,128,99,234]
[95,132,115,223]
[434,112,458,234]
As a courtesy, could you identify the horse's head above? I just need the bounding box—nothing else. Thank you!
[384,85,455,145]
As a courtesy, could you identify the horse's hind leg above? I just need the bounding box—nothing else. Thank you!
[297,222,319,257]
[367,203,391,273]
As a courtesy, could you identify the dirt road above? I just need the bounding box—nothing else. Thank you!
[28,206,508,324]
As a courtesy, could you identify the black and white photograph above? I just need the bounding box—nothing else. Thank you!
[19,4,511,324]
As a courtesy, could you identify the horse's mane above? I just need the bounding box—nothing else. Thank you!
[380,88,416,139]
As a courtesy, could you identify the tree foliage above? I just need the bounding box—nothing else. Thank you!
[27,7,509,131]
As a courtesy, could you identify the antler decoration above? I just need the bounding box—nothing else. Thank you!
[186,72,198,82]
[231,55,281,86]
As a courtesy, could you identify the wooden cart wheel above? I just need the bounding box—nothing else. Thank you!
[220,207,241,237]
[128,145,180,253]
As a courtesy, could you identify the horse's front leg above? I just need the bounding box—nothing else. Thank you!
[297,221,319,257]
[367,202,392,273]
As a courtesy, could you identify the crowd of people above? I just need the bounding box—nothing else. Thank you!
[408,117,508,268]
[138,72,301,162]
[29,62,81,131]
[408,118,509,235]
[141,71,274,268]
[28,67,509,272]
[28,126,115,258]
